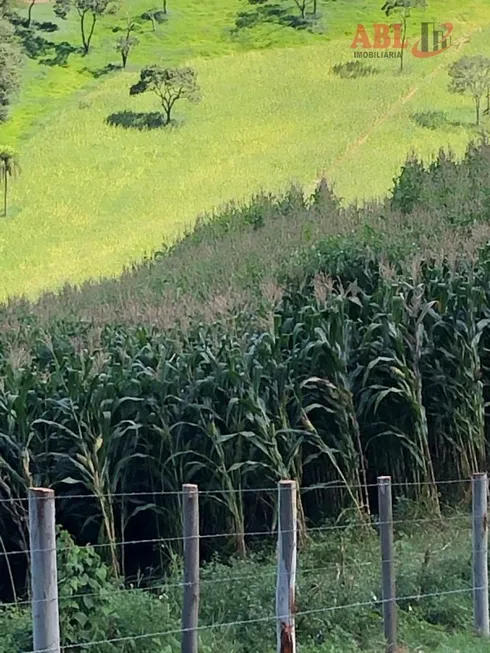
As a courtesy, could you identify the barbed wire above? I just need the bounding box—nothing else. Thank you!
[0,561,374,609]
[19,586,479,653]
[0,476,474,505]
[0,514,472,559]
[2,544,458,610]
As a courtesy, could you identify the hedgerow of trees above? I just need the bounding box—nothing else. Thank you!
[0,8,21,123]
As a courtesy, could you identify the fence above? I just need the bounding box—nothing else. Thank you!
[1,474,489,653]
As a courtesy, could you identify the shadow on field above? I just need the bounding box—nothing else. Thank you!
[30,20,59,32]
[83,63,121,78]
[10,14,58,32]
[410,111,477,130]
[41,42,78,66]
[15,26,78,66]
[234,2,313,31]
[106,111,168,130]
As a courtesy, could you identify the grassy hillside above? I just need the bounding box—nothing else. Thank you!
[1,0,490,300]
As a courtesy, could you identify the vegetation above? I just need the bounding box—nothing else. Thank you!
[448,55,490,126]
[0,0,488,298]
[0,146,19,217]
[0,515,485,653]
[0,140,490,593]
[129,66,201,125]
[411,110,448,129]
[54,0,116,54]
[1,3,490,650]
[332,61,379,79]
[381,0,426,72]
[0,17,21,123]
[115,19,139,69]
[25,0,37,28]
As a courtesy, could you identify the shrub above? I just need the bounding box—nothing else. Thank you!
[412,110,448,130]
[0,607,31,653]
[57,528,116,651]
[332,61,378,78]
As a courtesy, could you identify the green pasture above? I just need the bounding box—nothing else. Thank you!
[1,0,490,299]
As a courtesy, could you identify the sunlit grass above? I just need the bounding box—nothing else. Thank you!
[1,0,490,299]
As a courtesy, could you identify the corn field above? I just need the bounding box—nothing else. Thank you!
[3,140,490,599]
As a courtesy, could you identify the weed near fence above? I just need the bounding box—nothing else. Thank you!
[1,476,489,653]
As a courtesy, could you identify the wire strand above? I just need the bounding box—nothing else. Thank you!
[0,476,473,505]
[0,540,473,611]
[20,586,479,653]
[0,514,471,559]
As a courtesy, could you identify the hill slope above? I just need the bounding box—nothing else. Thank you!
[1,0,490,300]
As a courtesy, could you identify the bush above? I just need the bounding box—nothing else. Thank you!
[412,111,448,130]
[57,528,116,651]
[332,61,378,78]
[0,607,31,653]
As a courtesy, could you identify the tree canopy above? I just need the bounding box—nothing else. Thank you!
[130,66,201,124]
[448,55,490,126]
[0,18,22,123]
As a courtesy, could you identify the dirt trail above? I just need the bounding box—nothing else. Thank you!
[326,29,478,176]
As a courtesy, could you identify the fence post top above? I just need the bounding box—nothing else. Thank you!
[29,487,54,497]
[377,476,391,484]
[182,484,199,493]
[472,472,488,480]
[278,480,296,488]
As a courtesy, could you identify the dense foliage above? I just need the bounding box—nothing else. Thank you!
[2,140,490,601]
[0,17,21,123]
[0,519,480,653]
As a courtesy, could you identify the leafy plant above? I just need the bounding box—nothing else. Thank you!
[57,527,116,651]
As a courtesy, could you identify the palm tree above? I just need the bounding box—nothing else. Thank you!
[0,147,19,217]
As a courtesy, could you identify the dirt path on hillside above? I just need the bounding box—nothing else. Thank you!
[326,28,479,176]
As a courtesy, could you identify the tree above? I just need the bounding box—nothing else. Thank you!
[26,0,37,27]
[54,0,113,54]
[382,0,426,73]
[115,19,139,68]
[288,0,318,19]
[292,0,307,18]
[448,56,490,126]
[0,19,22,123]
[130,66,201,124]
[142,9,156,31]
[141,8,167,32]
[0,147,19,217]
